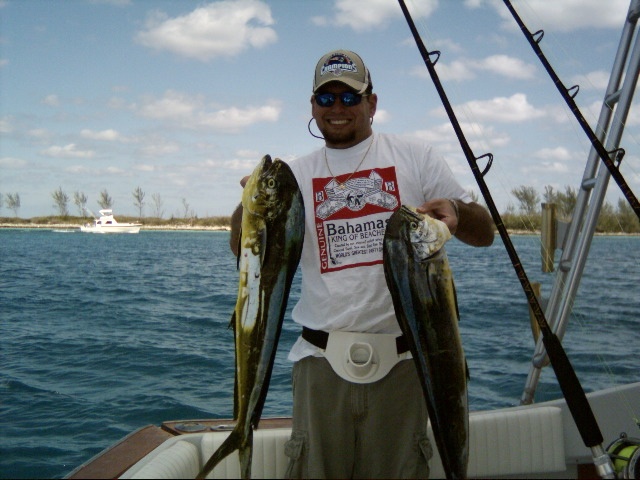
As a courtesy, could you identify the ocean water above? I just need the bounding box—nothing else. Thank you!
[1,228,638,478]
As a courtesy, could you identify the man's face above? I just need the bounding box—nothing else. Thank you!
[311,82,377,149]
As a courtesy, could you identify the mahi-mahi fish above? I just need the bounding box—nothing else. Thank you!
[383,205,468,480]
[197,155,304,479]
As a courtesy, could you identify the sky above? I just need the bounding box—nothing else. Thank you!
[1,0,639,219]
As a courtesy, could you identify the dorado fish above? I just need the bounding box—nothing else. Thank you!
[198,155,304,479]
[383,205,468,480]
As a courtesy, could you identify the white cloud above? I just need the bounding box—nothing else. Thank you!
[474,55,536,80]
[136,0,277,61]
[135,90,280,131]
[457,93,546,122]
[373,108,390,123]
[0,157,28,168]
[314,0,437,32]
[409,121,510,151]
[41,144,95,159]
[492,0,628,32]
[42,94,60,107]
[80,129,122,141]
[137,90,200,120]
[433,60,475,82]
[198,104,280,131]
[523,161,570,174]
[534,146,573,161]
[570,70,610,91]
[137,142,180,157]
[412,54,535,82]
[88,0,131,5]
[0,116,12,133]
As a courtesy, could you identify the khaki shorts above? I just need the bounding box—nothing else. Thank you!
[285,356,432,479]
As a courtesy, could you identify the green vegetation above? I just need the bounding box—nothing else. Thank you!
[501,185,640,233]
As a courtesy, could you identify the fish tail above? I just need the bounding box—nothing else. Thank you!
[239,429,254,480]
[196,429,243,479]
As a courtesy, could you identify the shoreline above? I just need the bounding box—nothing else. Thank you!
[2,224,637,236]
[0,223,231,231]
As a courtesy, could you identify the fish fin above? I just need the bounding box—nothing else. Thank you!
[259,226,267,267]
[452,279,461,322]
[228,310,239,420]
[239,429,254,480]
[236,227,242,270]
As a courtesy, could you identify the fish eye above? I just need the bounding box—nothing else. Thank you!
[410,221,418,230]
[267,178,276,188]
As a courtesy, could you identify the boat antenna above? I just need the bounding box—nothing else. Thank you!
[502,0,640,221]
[397,1,616,477]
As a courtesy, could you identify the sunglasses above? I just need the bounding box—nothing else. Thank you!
[314,92,369,108]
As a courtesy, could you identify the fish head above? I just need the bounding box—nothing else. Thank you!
[387,205,451,261]
[242,155,300,221]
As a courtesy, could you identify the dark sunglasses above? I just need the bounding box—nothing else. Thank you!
[314,92,368,108]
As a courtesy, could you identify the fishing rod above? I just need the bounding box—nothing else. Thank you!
[503,0,640,222]
[397,1,615,477]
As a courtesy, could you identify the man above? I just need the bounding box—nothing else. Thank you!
[230,49,494,478]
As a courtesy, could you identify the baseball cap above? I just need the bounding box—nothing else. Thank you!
[313,49,372,94]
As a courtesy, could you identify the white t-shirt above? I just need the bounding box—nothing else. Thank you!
[287,132,470,361]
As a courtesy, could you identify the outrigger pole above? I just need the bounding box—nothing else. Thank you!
[397,1,615,477]
[504,0,640,408]
[502,0,640,221]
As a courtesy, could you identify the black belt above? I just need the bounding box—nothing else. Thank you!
[302,327,409,354]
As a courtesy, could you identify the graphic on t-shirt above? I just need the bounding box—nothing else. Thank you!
[313,167,400,273]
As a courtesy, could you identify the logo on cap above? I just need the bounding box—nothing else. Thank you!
[320,53,358,77]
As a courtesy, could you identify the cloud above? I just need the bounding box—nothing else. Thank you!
[42,94,60,107]
[431,60,475,82]
[570,70,610,91]
[137,90,200,119]
[475,55,536,80]
[456,93,546,122]
[136,0,276,61]
[88,0,131,5]
[533,146,573,161]
[137,141,180,157]
[0,157,28,168]
[490,0,629,32]
[409,121,510,152]
[0,116,12,133]
[80,129,123,141]
[41,143,95,159]
[313,0,437,32]
[134,90,280,131]
[412,54,535,82]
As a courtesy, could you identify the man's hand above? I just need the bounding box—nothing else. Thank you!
[417,198,458,235]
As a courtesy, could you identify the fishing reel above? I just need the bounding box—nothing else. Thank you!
[607,433,640,479]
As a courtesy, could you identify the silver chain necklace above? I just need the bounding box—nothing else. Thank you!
[324,135,375,189]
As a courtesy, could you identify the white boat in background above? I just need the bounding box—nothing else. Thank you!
[80,209,142,234]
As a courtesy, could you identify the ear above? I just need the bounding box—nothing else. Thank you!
[367,93,378,118]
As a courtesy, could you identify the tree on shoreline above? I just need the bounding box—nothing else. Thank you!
[97,189,113,210]
[133,186,145,219]
[151,193,164,219]
[74,191,88,217]
[52,187,70,216]
[6,193,20,217]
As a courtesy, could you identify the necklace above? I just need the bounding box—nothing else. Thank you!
[324,135,375,189]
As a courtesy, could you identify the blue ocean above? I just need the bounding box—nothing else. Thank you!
[1,228,638,478]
